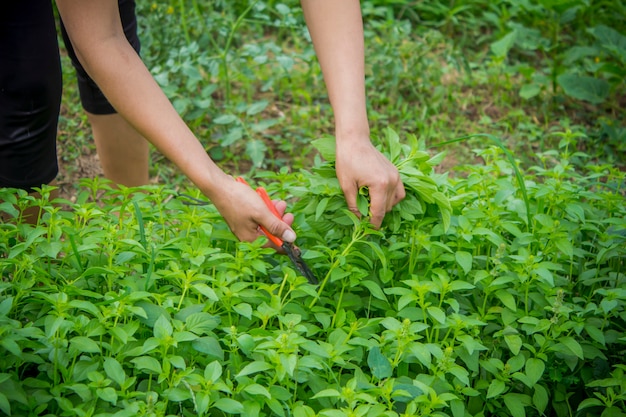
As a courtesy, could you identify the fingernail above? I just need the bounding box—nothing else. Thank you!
[282,229,296,243]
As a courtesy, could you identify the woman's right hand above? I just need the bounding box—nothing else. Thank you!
[207,176,296,247]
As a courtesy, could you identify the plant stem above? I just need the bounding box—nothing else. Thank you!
[330,284,346,328]
[221,0,259,105]
[178,0,191,45]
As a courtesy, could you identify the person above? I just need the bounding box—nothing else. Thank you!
[0,0,405,244]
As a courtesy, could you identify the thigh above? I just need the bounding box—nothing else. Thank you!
[0,0,62,190]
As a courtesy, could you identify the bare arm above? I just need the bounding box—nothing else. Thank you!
[301,0,405,227]
[56,0,296,243]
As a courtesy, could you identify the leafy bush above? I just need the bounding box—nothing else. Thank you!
[1,129,624,416]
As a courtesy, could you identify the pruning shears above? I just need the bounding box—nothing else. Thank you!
[236,177,318,285]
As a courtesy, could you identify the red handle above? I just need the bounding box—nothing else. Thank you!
[236,177,284,247]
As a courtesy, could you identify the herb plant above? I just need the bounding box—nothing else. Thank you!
[2,128,624,416]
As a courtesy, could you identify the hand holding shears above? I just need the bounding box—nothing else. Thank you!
[236,177,318,285]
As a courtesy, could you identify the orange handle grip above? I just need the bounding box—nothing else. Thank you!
[236,177,284,247]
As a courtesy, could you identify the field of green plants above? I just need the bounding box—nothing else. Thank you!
[1,0,625,416]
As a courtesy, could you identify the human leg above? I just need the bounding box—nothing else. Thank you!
[0,0,62,221]
[85,113,150,186]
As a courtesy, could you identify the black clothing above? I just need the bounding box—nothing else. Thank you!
[0,0,140,190]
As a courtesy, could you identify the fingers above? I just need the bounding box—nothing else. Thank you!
[215,180,296,246]
[365,175,405,229]
[260,200,297,243]
[341,181,361,218]
[335,139,405,229]
[273,200,295,229]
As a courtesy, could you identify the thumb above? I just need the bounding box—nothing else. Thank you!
[259,214,297,243]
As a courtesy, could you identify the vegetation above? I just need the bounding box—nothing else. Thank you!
[2,0,625,416]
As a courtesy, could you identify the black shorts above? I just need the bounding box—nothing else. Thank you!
[0,0,140,190]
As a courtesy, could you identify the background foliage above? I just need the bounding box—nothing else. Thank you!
[2,0,625,416]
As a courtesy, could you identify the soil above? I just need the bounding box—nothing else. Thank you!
[56,145,104,202]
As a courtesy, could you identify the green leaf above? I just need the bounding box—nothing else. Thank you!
[204,361,222,383]
[0,297,13,317]
[533,385,549,414]
[448,366,470,386]
[385,127,402,163]
[70,336,101,354]
[368,347,393,380]
[525,358,545,386]
[246,100,269,116]
[457,335,488,355]
[38,241,63,258]
[487,379,506,399]
[503,393,527,417]
[491,31,517,57]
[104,358,126,387]
[496,289,517,311]
[185,312,220,335]
[319,411,347,417]
[505,334,523,355]
[588,24,626,63]
[214,398,244,414]
[312,136,336,161]
[455,251,473,275]
[233,303,252,320]
[315,197,330,221]
[449,281,475,292]
[221,127,243,146]
[0,201,19,219]
[250,118,278,133]
[213,114,238,124]
[67,383,91,402]
[533,267,554,286]
[164,387,191,402]
[409,343,432,368]
[587,377,624,388]
[236,361,272,378]
[557,73,610,104]
[192,337,224,361]
[360,280,387,302]
[451,399,465,417]
[520,83,542,99]
[97,387,118,405]
[294,405,316,417]
[243,384,271,399]
[131,356,163,374]
[0,392,9,416]
[555,336,584,360]
[69,300,101,317]
[153,315,172,340]
[427,306,447,324]
[277,54,294,70]
[312,389,341,399]
[554,238,574,258]
[192,284,219,302]
[168,355,186,369]
[280,353,297,377]
[246,139,267,168]
[577,398,604,410]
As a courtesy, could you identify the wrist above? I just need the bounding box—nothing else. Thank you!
[335,126,371,145]
[187,163,233,203]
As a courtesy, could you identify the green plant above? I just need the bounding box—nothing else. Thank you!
[2,128,625,416]
[485,1,626,106]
